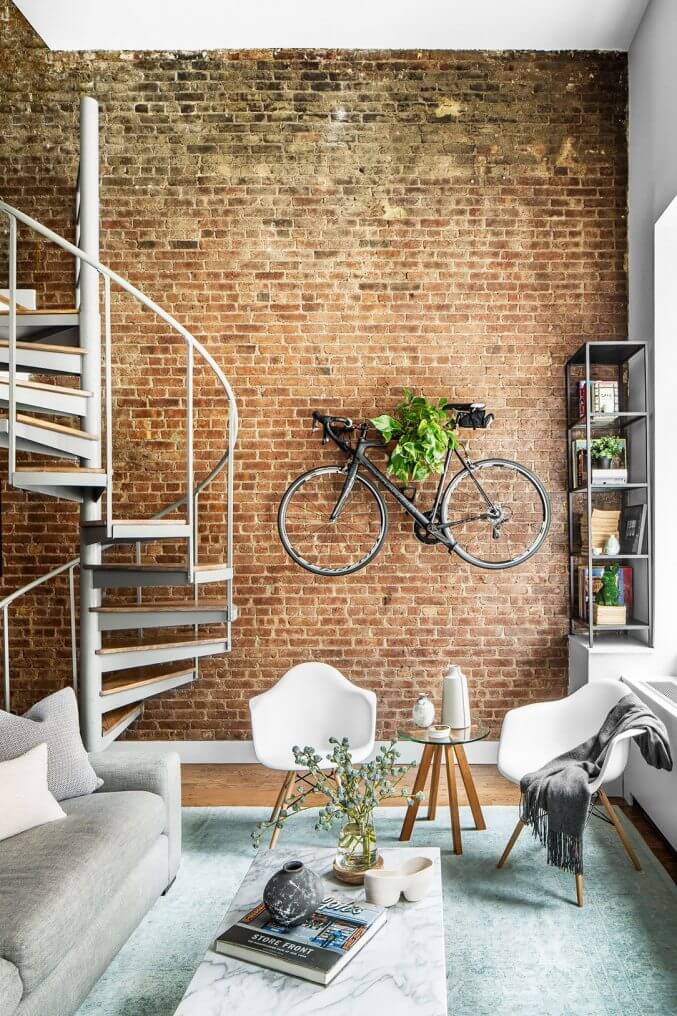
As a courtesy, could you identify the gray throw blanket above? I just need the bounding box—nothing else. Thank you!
[520,691,673,875]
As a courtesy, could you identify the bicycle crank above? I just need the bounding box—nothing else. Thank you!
[413,512,439,545]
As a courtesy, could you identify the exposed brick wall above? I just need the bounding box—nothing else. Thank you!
[0,1,628,740]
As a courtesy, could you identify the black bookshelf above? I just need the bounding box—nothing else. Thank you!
[565,341,653,649]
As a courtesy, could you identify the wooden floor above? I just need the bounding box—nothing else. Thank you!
[182,763,676,882]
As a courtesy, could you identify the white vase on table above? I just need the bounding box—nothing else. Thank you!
[412,695,435,729]
[441,665,471,729]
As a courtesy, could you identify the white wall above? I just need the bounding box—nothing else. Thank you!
[628,0,677,672]
[629,0,677,340]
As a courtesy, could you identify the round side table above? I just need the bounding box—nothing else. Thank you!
[397,725,489,855]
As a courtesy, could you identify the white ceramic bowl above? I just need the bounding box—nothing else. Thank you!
[364,856,434,907]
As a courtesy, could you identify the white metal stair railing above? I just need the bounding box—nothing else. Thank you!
[0,198,238,745]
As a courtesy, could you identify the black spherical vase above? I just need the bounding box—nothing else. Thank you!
[263,860,323,927]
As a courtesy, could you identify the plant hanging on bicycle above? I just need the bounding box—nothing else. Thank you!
[277,391,551,576]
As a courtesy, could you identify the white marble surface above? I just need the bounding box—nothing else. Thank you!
[175,846,447,1015]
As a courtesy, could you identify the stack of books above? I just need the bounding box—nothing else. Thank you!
[579,509,621,553]
[577,380,620,417]
[215,894,387,986]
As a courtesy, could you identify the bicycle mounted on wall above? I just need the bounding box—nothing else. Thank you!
[277,403,551,576]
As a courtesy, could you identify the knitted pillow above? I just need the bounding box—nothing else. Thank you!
[0,687,102,801]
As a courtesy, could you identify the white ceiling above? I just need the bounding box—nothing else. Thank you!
[14,0,652,52]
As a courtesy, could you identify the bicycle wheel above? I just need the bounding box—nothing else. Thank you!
[440,458,550,570]
[278,466,388,576]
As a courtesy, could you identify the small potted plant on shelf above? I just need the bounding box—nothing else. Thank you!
[593,563,627,626]
[252,738,422,883]
[590,436,624,470]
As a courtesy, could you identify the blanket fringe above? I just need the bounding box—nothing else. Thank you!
[520,796,584,875]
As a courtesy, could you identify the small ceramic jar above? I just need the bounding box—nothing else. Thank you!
[605,533,621,556]
[263,860,323,927]
[412,694,435,728]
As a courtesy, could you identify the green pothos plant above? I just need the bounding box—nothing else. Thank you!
[251,738,422,863]
[371,390,458,484]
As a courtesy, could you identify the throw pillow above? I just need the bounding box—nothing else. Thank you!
[0,687,102,800]
[0,743,66,842]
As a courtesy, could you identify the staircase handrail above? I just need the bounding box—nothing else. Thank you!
[0,199,238,711]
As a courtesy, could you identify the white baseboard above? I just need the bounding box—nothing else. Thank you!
[124,739,499,765]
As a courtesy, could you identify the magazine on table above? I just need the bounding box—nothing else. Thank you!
[215,894,387,985]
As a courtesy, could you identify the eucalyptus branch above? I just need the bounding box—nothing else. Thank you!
[251,736,423,849]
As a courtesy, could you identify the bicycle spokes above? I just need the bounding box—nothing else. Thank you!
[442,460,549,567]
[278,466,388,576]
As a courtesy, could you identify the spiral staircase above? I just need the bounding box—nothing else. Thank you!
[0,98,238,751]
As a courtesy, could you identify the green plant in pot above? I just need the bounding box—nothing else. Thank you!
[594,562,626,625]
[252,738,422,878]
[371,390,458,484]
[590,436,623,470]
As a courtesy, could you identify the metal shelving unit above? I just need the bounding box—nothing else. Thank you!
[565,341,653,649]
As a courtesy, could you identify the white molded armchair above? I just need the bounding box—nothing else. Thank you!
[497,679,642,906]
[249,662,377,847]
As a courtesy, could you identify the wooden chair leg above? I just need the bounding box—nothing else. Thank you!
[575,874,584,908]
[497,818,525,869]
[269,771,295,849]
[598,789,642,871]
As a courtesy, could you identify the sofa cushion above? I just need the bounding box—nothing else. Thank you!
[0,790,165,993]
[0,957,22,1016]
[0,688,102,801]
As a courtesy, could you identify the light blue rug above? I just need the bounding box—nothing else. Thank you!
[76,806,677,1016]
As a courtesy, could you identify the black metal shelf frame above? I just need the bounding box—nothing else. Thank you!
[565,341,653,649]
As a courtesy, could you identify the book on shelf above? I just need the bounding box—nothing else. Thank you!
[619,504,647,555]
[577,564,633,620]
[577,380,619,418]
[215,895,387,986]
[579,508,621,552]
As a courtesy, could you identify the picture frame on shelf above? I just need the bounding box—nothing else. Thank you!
[619,504,647,555]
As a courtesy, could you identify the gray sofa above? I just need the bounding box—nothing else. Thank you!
[0,744,181,1016]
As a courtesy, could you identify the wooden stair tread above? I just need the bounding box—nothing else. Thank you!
[0,340,86,355]
[92,600,228,613]
[14,413,97,439]
[195,562,230,571]
[86,563,189,572]
[101,666,194,695]
[82,518,185,527]
[102,704,140,733]
[0,302,79,315]
[14,466,106,474]
[0,378,92,396]
[97,636,225,655]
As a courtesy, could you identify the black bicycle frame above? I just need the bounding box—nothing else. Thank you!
[316,415,497,551]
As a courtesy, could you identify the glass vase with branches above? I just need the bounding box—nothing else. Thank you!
[252,737,423,872]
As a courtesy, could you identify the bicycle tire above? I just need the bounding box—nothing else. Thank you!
[440,458,550,570]
[278,466,388,576]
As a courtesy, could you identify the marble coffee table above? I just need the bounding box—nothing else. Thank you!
[175,845,447,1015]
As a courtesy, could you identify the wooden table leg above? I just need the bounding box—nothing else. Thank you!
[270,771,296,849]
[427,746,442,820]
[399,744,434,841]
[444,744,462,855]
[453,743,486,831]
